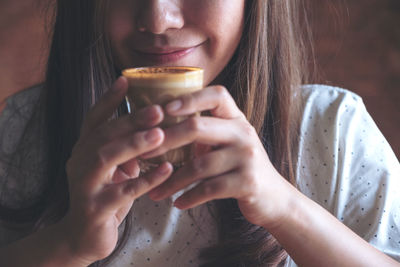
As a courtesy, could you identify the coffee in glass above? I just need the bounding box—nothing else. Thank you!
[122,66,204,171]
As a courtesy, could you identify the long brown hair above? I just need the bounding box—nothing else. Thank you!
[198,1,310,266]
[1,0,311,266]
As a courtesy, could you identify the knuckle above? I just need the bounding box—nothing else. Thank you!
[201,181,219,196]
[190,157,208,176]
[213,85,231,101]
[182,93,196,109]
[124,182,138,197]
[242,145,258,160]
[128,133,143,150]
[92,148,108,168]
[186,116,202,132]
[240,169,259,193]
[213,85,228,96]
[136,176,153,193]
[241,123,256,137]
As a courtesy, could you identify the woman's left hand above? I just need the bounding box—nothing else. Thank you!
[145,85,295,229]
[144,85,400,267]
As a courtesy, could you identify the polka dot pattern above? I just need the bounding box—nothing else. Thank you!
[0,85,218,266]
[0,84,399,266]
[108,194,217,266]
[285,85,400,266]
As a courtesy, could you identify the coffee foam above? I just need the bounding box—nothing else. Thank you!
[123,67,203,88]
[134,67,190,74]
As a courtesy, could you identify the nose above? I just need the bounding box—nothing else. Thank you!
[136,0,184,34]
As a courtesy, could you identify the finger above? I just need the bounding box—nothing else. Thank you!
[165,85,245,119]
[173,171,243,210]
[73,105,164,158]
[112,159,140,184]
[98,162,173,212]
[95,104,164,142]
[148,146,241,201]
[141,116,251,159]
[90,127,164,181]
[120,158,140,178]
[81,76,128,139]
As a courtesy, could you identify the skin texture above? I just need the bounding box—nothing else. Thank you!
[1,1,399,266]
[62,77,174,263]
[0,0,50,113]
[108,0,245,85]
[106,1,399,266]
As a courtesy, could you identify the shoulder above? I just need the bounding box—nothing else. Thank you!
[295,84,399,194]
[295,84,400,260]
[298,84,362,115]
[296,84,396,160]
[296,84,370,143]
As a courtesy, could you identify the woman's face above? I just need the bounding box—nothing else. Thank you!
[108,0,245,85]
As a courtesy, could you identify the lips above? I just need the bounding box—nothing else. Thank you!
[132,45,199,64]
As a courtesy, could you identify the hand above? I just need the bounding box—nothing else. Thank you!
[60,77,173,264]
[145,85,295,229]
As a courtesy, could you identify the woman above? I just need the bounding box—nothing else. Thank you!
[0,0,52,250]
[1,1,399,266]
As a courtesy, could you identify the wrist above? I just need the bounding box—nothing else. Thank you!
[41,219,91,267]
[53,216,94,267]
[0,218,91,267]
[270,184,308,233]
[260,174,303,231]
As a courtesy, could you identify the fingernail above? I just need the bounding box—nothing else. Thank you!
[158,163,171,175]
[166,100,182,112]
[145,129,160,142]
[144,105,161,121]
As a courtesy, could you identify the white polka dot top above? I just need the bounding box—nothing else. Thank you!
[107,191,218,266]
[0,84,399,266]
[285,85,400,266]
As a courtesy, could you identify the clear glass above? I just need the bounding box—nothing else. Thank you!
[122,66,204,171]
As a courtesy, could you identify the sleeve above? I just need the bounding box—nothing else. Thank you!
[295,85,400,262]
[0,224,27,247]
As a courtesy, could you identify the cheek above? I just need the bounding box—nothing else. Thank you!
[109,20,131,43]
[191,1,245,83]
[107,1,139,60]
[108,12,134,46]
[209,1,245,52]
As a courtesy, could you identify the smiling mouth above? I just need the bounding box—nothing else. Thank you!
[132,45,201,64]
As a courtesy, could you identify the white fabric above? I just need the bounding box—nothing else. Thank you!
[108,194,217,266]
[285,85,400,266]
[0,84,399,266]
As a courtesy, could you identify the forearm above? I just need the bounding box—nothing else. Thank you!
[0,220,89,267]
[268,187,399,267]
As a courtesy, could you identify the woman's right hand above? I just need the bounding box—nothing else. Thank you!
[59,77,173,265]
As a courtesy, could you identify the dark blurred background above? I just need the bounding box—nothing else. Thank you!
[309,0,400,158]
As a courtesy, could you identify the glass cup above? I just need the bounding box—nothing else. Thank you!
[122,66,204,171]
